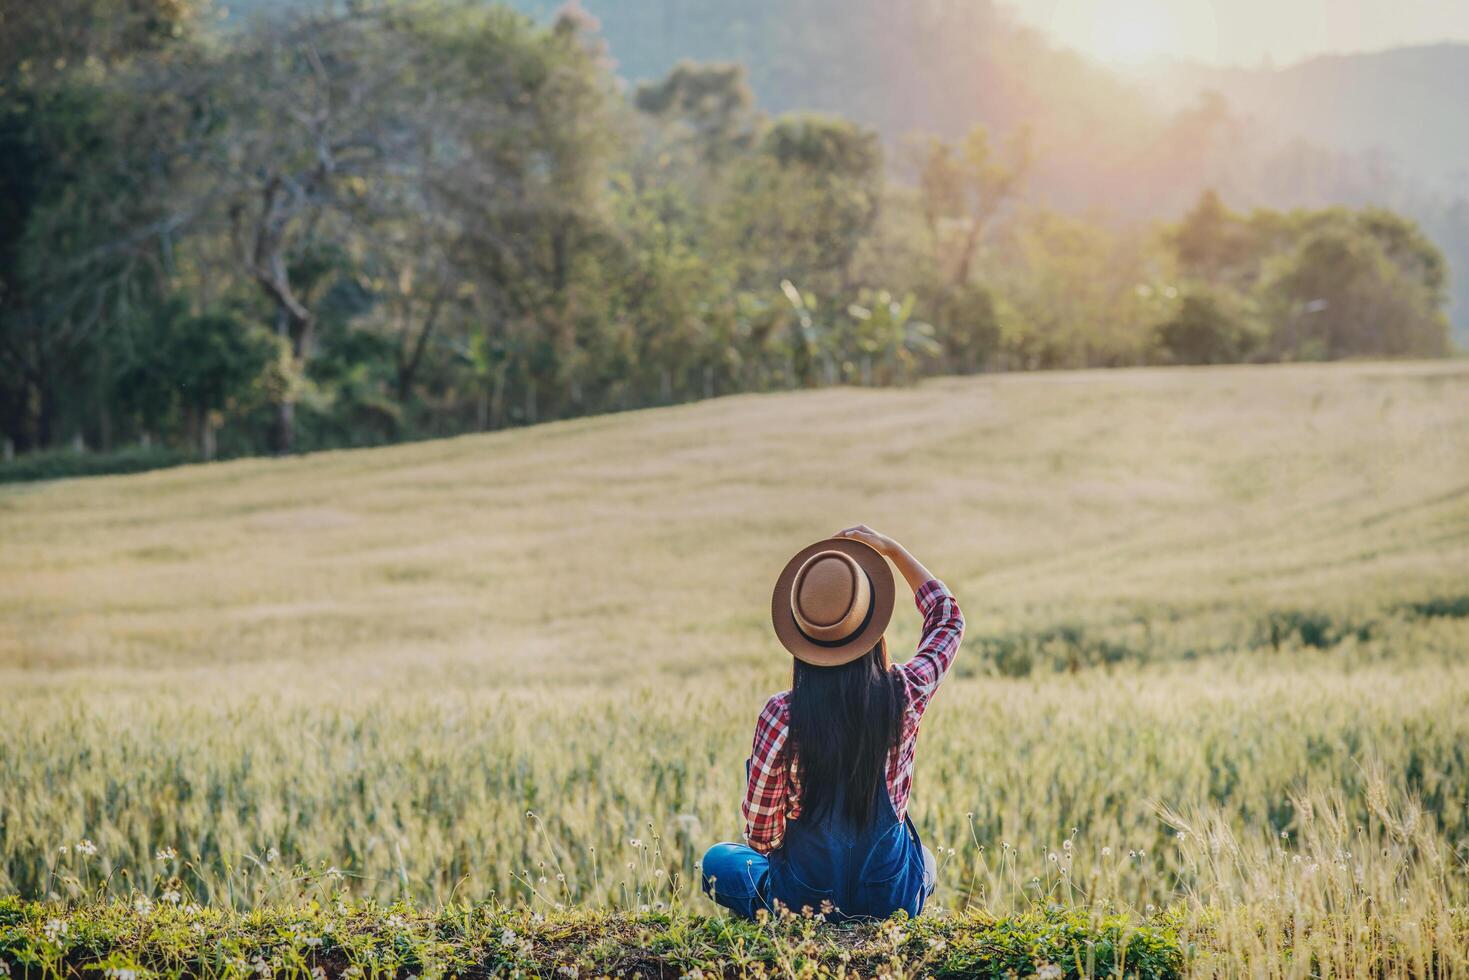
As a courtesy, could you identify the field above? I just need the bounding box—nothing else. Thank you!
[3,361,1469,977]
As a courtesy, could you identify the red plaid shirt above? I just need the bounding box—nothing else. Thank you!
[742,579,964,853]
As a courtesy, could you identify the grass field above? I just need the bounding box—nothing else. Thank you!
[3,361,1469,977]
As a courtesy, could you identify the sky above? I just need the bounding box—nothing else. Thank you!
[1010,0,1469,67]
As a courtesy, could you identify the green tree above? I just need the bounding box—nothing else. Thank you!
[633,60,758,171]
[720,114,882,297]
[110,300,278,458]
[1262,222,1449,359]
[1153,288,1261,365]
[1173,190,1259,285]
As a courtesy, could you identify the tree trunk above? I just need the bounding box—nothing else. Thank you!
[489,363,508,430]
[270,399,295,455]
[271,306,296,455]
[201,413,217,461]
[96,344,113,451]
[36,379,56,450]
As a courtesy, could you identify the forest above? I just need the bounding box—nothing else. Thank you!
[0,0,1454,472]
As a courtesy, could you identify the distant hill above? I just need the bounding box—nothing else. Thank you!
[1147,44,1469,191]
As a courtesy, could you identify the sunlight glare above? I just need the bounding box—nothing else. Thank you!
[1046,0,1223,66]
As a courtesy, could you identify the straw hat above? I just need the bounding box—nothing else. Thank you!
[771,537,896,666]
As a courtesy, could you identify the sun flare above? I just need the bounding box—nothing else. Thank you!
[1045,0,1222,66]
[1103,14,1166,64]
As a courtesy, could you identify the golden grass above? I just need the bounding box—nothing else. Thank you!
[3,361,1469,975]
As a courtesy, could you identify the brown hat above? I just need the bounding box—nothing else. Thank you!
[771,537,896,666]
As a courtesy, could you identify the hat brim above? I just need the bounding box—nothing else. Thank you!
[772,537,896,666]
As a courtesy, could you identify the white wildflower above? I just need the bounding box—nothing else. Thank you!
[43,918,68,942]
[156,847,177,862]
[162,887,182,905]
[325,867,343,882]
[75,839,98,857]
[104,968,139,980]
[265,847,279,864]
[500,927,518,946]
[311,969,327,980]
[1034,963,1063,980]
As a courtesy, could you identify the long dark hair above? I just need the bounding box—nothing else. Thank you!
[789,637,906,830]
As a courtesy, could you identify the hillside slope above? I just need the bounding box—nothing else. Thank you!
[3,361,1466,686]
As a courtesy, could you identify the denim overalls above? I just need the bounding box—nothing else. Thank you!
[702,769,932,922]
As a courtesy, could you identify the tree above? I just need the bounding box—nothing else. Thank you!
[423,3,620,428]
[0,74,189,451]
[0,0,195,80]
[720,114,882,297]
[0,0,198,452]
[1153,288,1261,365]
[1262,222,1449,359]
[633,61,758,171]
[913,126,1030,291]
[110,300,278,458]
[128,4,488,452]
[1172,190,1259,285]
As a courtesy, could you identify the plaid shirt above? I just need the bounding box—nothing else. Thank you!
[742,579,964,853]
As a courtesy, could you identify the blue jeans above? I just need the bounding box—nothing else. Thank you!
[701,841,937,919]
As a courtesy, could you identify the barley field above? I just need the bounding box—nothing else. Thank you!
[3,361,1469,976]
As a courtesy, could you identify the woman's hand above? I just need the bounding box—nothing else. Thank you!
[835,524,897,557]
[836,525,935,594]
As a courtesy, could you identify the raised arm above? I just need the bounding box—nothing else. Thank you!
[835,525,965,716]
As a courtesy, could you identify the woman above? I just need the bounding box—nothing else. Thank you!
[701,525,965,921]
